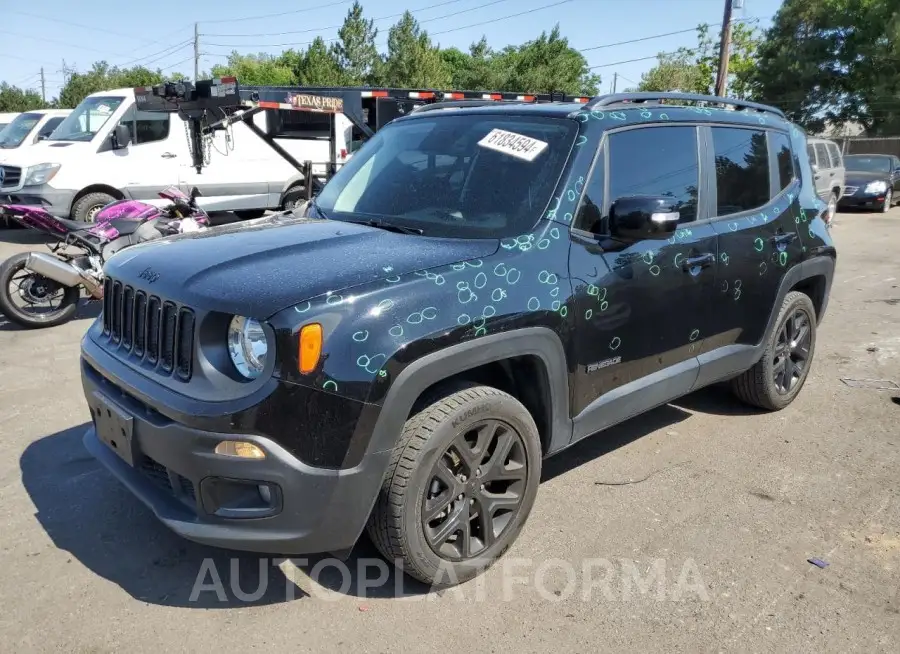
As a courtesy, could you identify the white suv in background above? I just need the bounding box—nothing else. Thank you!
[806,137,846,224]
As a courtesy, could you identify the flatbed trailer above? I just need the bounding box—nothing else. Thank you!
[133,77,592,202]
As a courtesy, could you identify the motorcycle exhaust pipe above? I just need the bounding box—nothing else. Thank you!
[25,252,103,299]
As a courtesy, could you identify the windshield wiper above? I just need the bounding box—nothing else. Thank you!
[357,219,424,236]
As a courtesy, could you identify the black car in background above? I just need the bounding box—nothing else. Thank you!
[838,154,900,212]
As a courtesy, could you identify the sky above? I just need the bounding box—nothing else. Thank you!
[1,0,786,102]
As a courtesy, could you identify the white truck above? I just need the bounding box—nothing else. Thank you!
[0,109,71,154]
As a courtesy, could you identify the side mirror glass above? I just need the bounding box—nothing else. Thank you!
[609,196,681,242]
[113,124,131,149]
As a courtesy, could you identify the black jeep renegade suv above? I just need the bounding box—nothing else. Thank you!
[80,92,836,587]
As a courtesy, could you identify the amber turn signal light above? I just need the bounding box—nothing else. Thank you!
[299,323,323,374]
[214,441,266,459]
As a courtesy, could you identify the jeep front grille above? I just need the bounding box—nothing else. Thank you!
[0,165,22,191]
[101,277,195,381]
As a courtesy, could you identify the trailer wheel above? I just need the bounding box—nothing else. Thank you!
[281,187,307,211]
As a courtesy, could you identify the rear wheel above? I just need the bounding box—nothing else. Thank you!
[731,291,817,410]
[367,384,542,587]
[72,192,117,223]
[281,187,307,211]
[0,252,80,328]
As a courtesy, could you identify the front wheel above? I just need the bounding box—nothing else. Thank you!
[882,189,893,213]
[367,384,542,587]
[72,192,117,223]
[825,192,838,225]
[0,253,80,328]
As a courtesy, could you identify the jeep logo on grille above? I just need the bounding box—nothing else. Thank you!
[139,267,160,283]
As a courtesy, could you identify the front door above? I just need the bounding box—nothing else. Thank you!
[568,124,717,441]
[101,106,180,202]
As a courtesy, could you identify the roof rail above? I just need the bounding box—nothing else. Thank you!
[583,92,786,119]
[411,99,539,113]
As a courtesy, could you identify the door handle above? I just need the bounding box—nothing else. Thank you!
[770,232,797,247]
[161,152,177,159]
[681,253,715,272]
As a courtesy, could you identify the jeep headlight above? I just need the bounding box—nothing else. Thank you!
[865,181,888,194]
[227,316,268,379]
[23,163,61,186]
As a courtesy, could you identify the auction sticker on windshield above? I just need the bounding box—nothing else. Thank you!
[477,129,548,162]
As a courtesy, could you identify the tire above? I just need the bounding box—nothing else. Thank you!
[72,192,117,223]
[881,189,892,213]
[731,291,817,411]
[0,252,80,328]
[366,384,542,587]
[825,191,837,224]
[234,209,266,220]
[281,187,306,211]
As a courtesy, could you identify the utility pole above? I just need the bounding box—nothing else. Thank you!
[714,0,734,97]
[194,22,200,81]
[40,67,46,103]
[611,72,618,94]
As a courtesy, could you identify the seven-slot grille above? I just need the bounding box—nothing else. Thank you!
[843,186,858,196]
[0,165,22,190]
[101,277,196,381]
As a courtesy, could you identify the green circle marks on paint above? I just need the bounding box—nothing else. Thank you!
[323,380,338,392]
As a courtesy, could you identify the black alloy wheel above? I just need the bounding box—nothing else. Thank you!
[772,307,813,394]
[422,419,528,561]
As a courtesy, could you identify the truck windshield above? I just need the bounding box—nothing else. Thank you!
[46,96,125,142]
[0,113,42,148]
[844,155,891,174]
[314,113,577,239]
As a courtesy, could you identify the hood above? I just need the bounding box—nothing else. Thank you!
[845,171,890,185]
[104,214,499,318]
[0,140,92,167]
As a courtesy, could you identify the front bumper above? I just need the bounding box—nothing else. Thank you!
[81,357,392,555]
[1,185,76,218]
[838,192,888,209]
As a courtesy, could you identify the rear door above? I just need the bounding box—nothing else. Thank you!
[701,125,804,374]
[825,142,845,195]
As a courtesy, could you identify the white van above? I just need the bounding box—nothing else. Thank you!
[0,88,352,222]
[0,109,71,155]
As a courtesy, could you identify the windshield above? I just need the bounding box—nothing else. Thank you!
[844,155,891,174]
[0,113,42,148]
[314,113,578,239]
[47,96,125,142]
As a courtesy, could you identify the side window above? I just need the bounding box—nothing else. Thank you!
[892,156,900,171]
[807,144,816,166]
[607,126,699,224]
[37,117,65,139]
[711,127,769,215]
[770,131,795,193]
[826,143,842,169]
[573,144,605,234]
[117,106,170,145]
[814,142,829,169]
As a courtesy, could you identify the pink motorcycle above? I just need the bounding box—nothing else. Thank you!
[0,186,209,328]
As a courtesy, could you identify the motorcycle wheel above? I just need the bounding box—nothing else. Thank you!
[0,253,80,329]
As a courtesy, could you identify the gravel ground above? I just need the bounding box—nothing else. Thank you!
[0,209,898,653]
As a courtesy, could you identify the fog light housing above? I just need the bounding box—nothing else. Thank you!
[199,477,282,519]
[214,440,266,459]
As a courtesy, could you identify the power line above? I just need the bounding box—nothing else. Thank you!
[206,0,575,50]
[0,29,129,59]
[159,55,198,73]
[579,17,759,53]
[204,0,472,38]
[124,40,194,69]
[7,9,189,47]
[0,51,60,67]
[589,50,695,70]
[203,0,356,24]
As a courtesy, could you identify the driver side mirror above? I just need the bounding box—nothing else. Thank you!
[610,196,681,242]
[112,124,131,150]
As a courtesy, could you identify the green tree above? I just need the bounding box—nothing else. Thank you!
[296,37,344,86]
[210,53,295,86]
[332,1,379,85]
[380,12,450,88]
[0,83,47,112]
[58,62,165,108]
[637,23,761,100]
[754,0,900,135]
[499,25,600,95]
